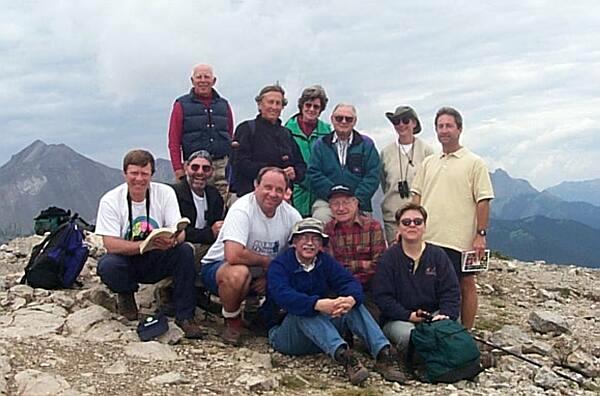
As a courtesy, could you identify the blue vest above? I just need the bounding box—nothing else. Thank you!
[177,89,231,160]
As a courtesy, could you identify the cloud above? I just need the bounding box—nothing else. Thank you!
[0,0,599,189]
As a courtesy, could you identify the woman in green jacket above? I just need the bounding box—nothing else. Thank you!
[285,85,332,217]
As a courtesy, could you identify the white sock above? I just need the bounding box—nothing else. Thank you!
[222,307,241,318]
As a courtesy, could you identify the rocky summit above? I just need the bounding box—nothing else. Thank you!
[0,235,598,396]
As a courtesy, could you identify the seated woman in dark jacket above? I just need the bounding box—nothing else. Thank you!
[232,84,306,197]
[372,203,460,359]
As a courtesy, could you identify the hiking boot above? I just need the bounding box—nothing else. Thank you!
[175,318,204,339]
[117,292,138,321]
[335,347,369,385]
[221,317,243,346]
[374,346,408,384]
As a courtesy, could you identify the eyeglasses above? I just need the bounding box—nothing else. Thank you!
[190,164,212,172]
[400,218,424,226]
[392,117,412,126]
[330,198,354,208]
[296,234,323,244]
[304,102,321,110]
[333,115,355,123]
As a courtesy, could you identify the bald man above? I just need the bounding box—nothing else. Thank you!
[168,64,234,197]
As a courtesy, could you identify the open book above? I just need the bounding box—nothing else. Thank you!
[461,249,491,272]
[139,218,190,254]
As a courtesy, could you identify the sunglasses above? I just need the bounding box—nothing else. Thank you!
[304,102,321,110]
[333,115,355,123]
[392,117,412,126]
[400,218,424,226]
[190,164,212,172]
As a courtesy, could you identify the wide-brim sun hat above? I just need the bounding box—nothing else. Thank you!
[385,105,422,134]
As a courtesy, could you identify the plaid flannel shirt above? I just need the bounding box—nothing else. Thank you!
[324,214,387,291]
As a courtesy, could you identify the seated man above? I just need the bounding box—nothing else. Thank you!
[267,218,407,386]
[200,167,302,345]
[372,203,460,368]
[172,150,225,264]
[324,185,386,317]
[95,149,203,339]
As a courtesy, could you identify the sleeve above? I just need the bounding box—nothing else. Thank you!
[379,149,389,193]
[94,196,123,238]
[433,249,461,320]
[473,158,495,202]
[372,250,412,321]
[162,187,182,227]
[267,255,320,317]
[326,255,364,306]
[411,159,426,196]
[234,122,269,181]
[220,206,250,247]
[307,139,335,201]
[354,142,381,208]
[168,102,184,172]
[226,103,234,137]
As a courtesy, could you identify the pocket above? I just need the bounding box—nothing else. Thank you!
[346,153,364,175]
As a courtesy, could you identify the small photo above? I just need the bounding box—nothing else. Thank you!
[461,249,490,272]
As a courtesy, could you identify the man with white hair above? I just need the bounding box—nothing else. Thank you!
[168,63,234,197]
[307,103,381,223]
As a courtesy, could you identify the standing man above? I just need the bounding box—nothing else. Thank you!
[411,107,494,329]
[200,167,302,345]
[308,104,381,223]
[172,149,225,263]
[168,63,234,198]
[95,149,203,338]
[324,185,386,308]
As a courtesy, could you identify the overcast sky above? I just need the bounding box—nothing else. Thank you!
[2,1,599,190]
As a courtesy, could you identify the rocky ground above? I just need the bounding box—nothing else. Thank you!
[0,234,598,396]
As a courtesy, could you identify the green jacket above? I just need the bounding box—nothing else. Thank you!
[285,115,331,216]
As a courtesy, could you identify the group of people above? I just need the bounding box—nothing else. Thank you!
[93,62,494,386]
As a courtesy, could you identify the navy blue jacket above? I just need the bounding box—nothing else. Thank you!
[267,248,363,317]
[372,243,460,323]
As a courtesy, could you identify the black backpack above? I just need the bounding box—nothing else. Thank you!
[21,214,89,289]
[33,206,71,235]
[410,319,482,383]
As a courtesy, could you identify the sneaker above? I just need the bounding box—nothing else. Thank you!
[336,348,369,385]
[175,318,204,339]
[221,317,243,346]
[117,292,138,321]
[374,346,408,384]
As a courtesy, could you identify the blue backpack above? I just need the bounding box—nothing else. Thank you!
[21,214,89,289]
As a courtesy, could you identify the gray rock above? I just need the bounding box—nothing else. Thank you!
[0,347,10,394]
[104,361,127,375]
[14,369,71,396]
[533,367,561,390]
[523,340,553,356]
[250,351,272,369]
[235,373,279,392]
[81,286,117,313]
[0,305,67,338]
[157,322,184,345]
[528,311,570,335]
[51,292,75,310]
[124,341,178,361]
[148,372,189,385]
[490,325,532,347]
[65,305,111,336]
[8,284,34,302]
[83,320,134,342]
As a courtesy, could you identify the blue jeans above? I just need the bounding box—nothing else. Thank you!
[268,304,390,359]
[97,243,196,320]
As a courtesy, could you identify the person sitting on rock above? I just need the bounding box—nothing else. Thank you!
[267,218,407,386]
[372,203,460,372]
[95,149,203,339]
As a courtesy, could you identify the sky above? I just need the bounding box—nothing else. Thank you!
[1,0,599,190]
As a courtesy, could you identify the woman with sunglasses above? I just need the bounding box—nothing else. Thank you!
[372,203,460,371]
[380,106,434,245]
[284,85,332,217]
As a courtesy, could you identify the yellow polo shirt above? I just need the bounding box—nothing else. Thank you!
[411,147,494,252]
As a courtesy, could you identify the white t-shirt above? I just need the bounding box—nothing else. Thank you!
[191,190,207,229]
[95,182,182,240]
[201,193,302,264]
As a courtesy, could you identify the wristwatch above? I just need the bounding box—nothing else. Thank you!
[477,229,487,237]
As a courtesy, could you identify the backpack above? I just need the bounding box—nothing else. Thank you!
[33,206,71,235]
[410,319,482,383]
[21,214,89,289]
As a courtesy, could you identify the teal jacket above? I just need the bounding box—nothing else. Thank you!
[285,115,331,216]
[308,130,381,212]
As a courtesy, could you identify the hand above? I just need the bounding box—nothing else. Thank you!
[283,166,296,181]
[331,296,356,317]
[314,298,337,315]
[251,276,267,295]
[431,314,449,322]
[153,236,177,251]
[174,169,185,181]
[473,235,486,260]
[409,311,426,323]
[211,221,224,238]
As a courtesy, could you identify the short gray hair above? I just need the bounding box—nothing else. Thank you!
[297,85,329,113]
[255,84,288,107]
[186,150,213,165]
[331,103,357,117]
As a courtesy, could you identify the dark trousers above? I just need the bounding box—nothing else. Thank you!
[97,244,196,320]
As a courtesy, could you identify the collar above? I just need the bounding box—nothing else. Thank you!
[439,146,467,159]
[331,213,365,230]
[256,114,282,127]
[332,131,353,145]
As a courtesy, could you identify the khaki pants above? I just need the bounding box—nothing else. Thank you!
[209,157,229,201]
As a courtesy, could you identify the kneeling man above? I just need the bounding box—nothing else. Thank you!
[95,149,203,338]
[267,218,406,385]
